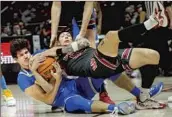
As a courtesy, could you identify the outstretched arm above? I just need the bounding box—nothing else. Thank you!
[50,1,62,47]
[77,2,94,38]
[166,3,172,29]
[25,62,62,105]
[42,38,91,57]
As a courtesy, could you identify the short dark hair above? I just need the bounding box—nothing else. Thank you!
[57,26,73,41]
[10,38,30,58]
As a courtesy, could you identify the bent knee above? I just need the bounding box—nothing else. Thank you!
[145,49,160,64]
[105,31,118,40]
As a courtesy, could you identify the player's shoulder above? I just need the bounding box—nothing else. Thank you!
[18,69,34,82]
[17,69,35,91]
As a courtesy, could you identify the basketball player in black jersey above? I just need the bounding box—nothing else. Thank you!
[40,4,168,79]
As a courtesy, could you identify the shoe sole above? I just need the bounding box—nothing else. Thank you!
[136,103,165,110]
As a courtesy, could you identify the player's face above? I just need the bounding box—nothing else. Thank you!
[58,32,73,46]
[15,48,31,69]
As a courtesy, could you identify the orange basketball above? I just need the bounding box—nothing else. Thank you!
[37,57,56,79]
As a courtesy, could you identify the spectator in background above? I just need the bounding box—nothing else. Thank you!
[21,4,36,24]
[4,22,13,36]
[12,23,21,36]
[40,20,51,49]
[123,2,146,27]
[13,12,21,23]
[18,21,31,35]
[1,27,9,37]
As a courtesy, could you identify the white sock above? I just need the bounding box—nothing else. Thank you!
[139,88,150,102]
[144,18,158,30]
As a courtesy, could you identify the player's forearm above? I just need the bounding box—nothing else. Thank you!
[97,2,102,25]
[166,6,172,22]
[45,76,62,104]
[32,71,53,93]
[51,1,61,36]
[79,2,94,36]
[42,46,63,57]
[43,38,90,57]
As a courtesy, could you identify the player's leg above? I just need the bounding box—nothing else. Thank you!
[99,82,115,104]
[64,95,135,115]
[97,2,168,59]
[96,9,168,70]
[75,10,97,48]
[1,74,16,106]
[109,72,166,109]
[85,10,97,48]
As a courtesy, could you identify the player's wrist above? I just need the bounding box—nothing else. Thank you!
[79,31,86,37]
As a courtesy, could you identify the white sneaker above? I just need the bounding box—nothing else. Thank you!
[152,2,168,27]
[136,88,166,110]
[110,102,136,117]
[2,89,16,106]
[136,98,166,110]
[168,96,172,102]
[117,102,136,115]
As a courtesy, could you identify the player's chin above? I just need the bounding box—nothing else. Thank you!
[24,61,29,66]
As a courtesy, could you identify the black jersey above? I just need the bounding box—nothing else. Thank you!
[59,47,95,77]
[58,46,134,78]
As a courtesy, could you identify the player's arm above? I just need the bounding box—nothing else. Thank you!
[94,2,102,34]
[29,55,53,93]
[165,2,172,29]
[41,38,91,57]
[25,63,62,105]
[96,2,102,34]
[32,71,53,93]
[50,1,62,47]
[25,78,61,105]
[78,1,94,37]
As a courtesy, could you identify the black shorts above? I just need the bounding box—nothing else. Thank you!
[62,48,133,78]
[88,48,133,78]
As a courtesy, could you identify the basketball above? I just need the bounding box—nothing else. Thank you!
[37,57,56,79]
